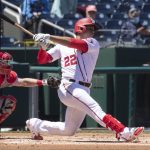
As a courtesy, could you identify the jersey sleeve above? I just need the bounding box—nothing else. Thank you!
[83,38,100,53]
[47,44,61,62]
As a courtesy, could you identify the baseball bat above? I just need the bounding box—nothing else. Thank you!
[0,14,34,37]
[0,14,55,45]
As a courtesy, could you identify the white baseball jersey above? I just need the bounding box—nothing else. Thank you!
[47,38,100,82]
[29,38,107,137]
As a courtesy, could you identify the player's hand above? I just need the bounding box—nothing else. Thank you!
[33,33,50,41]
[33,33,50,50]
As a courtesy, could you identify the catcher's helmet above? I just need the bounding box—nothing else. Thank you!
[74,17,95,34]
[0,52,13,68]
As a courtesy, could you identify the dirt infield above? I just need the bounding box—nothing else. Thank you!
[0,129,150,150]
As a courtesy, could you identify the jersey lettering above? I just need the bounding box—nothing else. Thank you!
[64,54,77,67]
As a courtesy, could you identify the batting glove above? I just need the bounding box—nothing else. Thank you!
[33,33,50,50]
[33,33,50,41]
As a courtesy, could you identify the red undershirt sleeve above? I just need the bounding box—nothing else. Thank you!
[69,38,88,53]
[37,48,53,64]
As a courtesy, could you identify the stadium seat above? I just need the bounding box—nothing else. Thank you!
[142,4,150,13]
[96,3,112,10]
[6,0,23,6]
[140,12,150,19]
[96,0,120,8]
[98,0,119,3]
[57,19,76,32]
[143,38,150,45]
[143,0,150,3]
[116,4,130,13]
[141,20,150,26]
[0,37,16,47]
[78,0,97,6]
[78,0,97,3]
[111,12,128,20]
[96,3,114,17]
[63,13,82,20]
[105,20,123,29]
[96,12,109,24]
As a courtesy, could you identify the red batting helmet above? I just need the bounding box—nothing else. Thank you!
[0,52,13,68]
[74,17,95,34]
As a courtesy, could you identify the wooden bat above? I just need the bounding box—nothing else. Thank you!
[0,13,34,36]
[0,14,55,45]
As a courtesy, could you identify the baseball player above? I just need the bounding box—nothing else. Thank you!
[0,51,47,125]
[26,18,144,141]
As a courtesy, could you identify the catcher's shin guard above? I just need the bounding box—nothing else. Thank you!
[0,95,16,124]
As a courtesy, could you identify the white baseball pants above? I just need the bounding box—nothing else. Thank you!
[33,81,106,136]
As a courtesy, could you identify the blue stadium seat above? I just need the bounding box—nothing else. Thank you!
[78,0,97,3]
[105,20,123,29]
[6,0,23,6]
[98,0,119,3]
[111,12,128,20]
[57,19,76,32]
[142,0,150,3]
[116,4,130,13]
[96,3,112,10]
[140,13,150,27]
[63,13,82,20]
[142,4,150,13]
[99,34,118,43]
[140,12,150,19]
[96,0,120,8]
[121,0,144,3]
[78,0,97,6]
[1,37,16,47]
[141,19,150,27]
[96,3,114,17]
[96,12,109,24]
[143,38,150,45]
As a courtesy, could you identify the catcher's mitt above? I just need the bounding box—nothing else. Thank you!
[47,76,61,88]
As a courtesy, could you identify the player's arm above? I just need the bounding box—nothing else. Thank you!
[7,71,47,87]
[50,36,88,53]
[34,34,88,53]
[137,27,150,35]
[37,48,53,64]
[35,34,88,64]
[13,78,47,87]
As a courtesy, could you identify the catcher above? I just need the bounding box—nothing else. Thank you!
[0,51,52,124]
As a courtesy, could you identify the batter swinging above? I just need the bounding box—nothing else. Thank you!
[26,18,144,141]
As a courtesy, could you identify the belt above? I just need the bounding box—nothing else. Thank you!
[69,79,92,88]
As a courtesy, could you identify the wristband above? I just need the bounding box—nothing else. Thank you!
[37,79,48,86]
[37,80,43,86]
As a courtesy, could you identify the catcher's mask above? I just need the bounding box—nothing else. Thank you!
[74,17,96,34]
[0,52,13,70]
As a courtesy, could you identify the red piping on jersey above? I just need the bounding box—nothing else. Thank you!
[69,38,88,53]
[37,48,53,64]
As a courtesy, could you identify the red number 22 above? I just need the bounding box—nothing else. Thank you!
[64,54,77,67]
